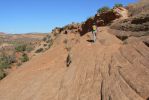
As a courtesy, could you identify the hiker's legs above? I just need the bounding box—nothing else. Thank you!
[93,31,96,42]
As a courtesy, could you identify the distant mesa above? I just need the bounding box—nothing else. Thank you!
[0,32,6,35]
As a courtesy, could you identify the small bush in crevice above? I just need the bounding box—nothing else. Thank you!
[97,6,110,13]
[114,3,123,8]
[66,53,72,67]
[35,48,44,53]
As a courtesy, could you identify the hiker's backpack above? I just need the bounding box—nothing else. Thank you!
[92,25,97,31]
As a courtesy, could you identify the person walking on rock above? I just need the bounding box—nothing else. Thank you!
[92,23,97,43]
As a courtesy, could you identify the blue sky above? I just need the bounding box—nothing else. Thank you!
[0,0,137,34]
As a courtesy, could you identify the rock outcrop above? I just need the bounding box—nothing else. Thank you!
[111,13,149,33]
[111,0,149,37]
[81,7,128,35]
[49,7,128,36]
[127,0,149,16]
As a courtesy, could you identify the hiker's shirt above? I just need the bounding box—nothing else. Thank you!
[92,25,97,32]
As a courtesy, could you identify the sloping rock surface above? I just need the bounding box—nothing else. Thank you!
[0,27,148,100]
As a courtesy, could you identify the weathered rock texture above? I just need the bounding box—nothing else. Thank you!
[127,0,149,16]
[0,27,148,100]
[111,13,149,34]
[81,7,128,35]
[0,1,149,100]
[111,0,149,37]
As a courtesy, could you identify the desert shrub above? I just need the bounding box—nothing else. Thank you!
[8,41,18,45]
[46,38,53,44]
[0,53,11,80]
[48,42,53,48]
[48,44,52,48]
[47,35,51,38]
[44,35,51,41]
[114,3,123,8]
[0,55,16,69]
[48,40,53,49]
[0,69,6,80]
[26,45,34,52]
[7,55,16,64]
[15,44,27,52]
[20,53,29,62]
[35,48,44,53]
[97,6,110,13]
[0,58,10,69]
[43,37,47,41]
[46,40,50,43]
